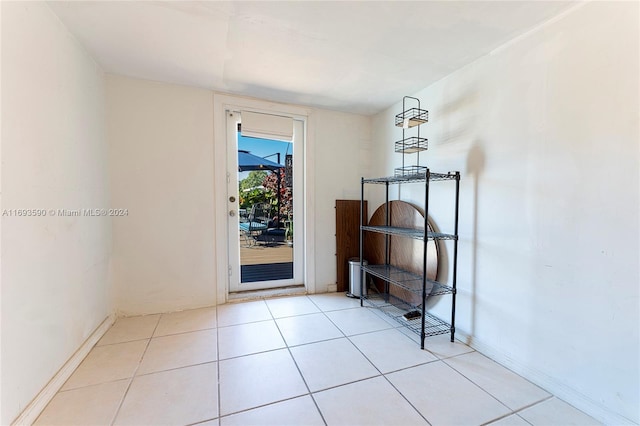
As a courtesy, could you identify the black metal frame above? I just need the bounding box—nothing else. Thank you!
[394,96,429,178]
[359,169,460,349]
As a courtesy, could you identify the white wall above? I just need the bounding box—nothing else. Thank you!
[111,80,370,305]
[312,109,371,292]
[1,3,111,424]
[371,2,639,424]
[106,75,216,315]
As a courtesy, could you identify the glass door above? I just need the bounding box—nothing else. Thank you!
[226,111,303,291]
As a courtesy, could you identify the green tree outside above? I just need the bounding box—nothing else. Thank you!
[239,171,269,210]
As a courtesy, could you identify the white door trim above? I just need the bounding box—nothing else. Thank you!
[226,113,303,291]
[213,93,316,304]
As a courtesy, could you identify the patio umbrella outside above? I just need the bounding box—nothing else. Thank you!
[237,150,284,225]
[238,150,283,172]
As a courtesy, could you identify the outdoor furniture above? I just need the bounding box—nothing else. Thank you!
[239,202,271,246]
[238,149,285,226]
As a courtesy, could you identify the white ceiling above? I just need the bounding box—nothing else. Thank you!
[48,1,574,115]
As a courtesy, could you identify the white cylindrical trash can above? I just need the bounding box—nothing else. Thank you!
[347,258,368,298]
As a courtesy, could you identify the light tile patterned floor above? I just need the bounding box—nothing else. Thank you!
[34,293,601,426]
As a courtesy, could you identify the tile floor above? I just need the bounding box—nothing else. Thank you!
[35,293,601,426]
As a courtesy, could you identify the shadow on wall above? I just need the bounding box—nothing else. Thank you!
[425,144,484,314]
[437,88,479,147]
[466,143,485,336]
[423,85,480,314]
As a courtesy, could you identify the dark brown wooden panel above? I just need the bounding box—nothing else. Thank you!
[336,200,367,292]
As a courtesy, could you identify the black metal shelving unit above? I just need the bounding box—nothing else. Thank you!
[358,97,461,349]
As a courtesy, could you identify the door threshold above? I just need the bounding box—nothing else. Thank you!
[227,285,307,303]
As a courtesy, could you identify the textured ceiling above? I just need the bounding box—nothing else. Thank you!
[48,1,574,115]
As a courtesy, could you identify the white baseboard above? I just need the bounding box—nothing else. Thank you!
[455,330,637,426]
[11,314,116,426]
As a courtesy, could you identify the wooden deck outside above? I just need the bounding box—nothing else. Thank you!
[240,242,293,265]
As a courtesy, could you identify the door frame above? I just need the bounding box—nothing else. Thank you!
[213,94,316,304]
[225,112,303,291]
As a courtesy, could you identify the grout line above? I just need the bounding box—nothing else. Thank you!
[518,413,536,426]
[265,298,328,426]
[313,306,352,339]
[216,305,222,423]
[310,296,434,423]
[270,309,323,320]
[152,325,218,339]
[480,409,537,426]
[377,376,433,426]
[341,331,433,426]
[217,336,285,361]
[372,357,441,376]
[109,315,162,426]
[57,376,139,393]
[509,395,555,419]
[217,317,276,330]
[445,350,555,398]
[132,360,219,378]
[217,394,314,421]
[480,403,544,426]
[306,294,362,313]
[144,298,464,425]
[213,295,442,424]
[55,295,564,426]
[215,299,316,420]
[303,374,388,395]
[95,337,154,348]
[281,335,345,350]
[442,350,553,406]
[441,355,521,421]
[395,328,476,361]
[216,297,272,328]
[184,417,218,426]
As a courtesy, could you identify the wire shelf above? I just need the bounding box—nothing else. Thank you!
[395,137,428,154]
[362,264,454,296]
[428,172,460,182]
[362,171,459,184]
[395,165,427,178]
[361,225,457,241]
[362,294,451,337]
[395,108,429,128]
